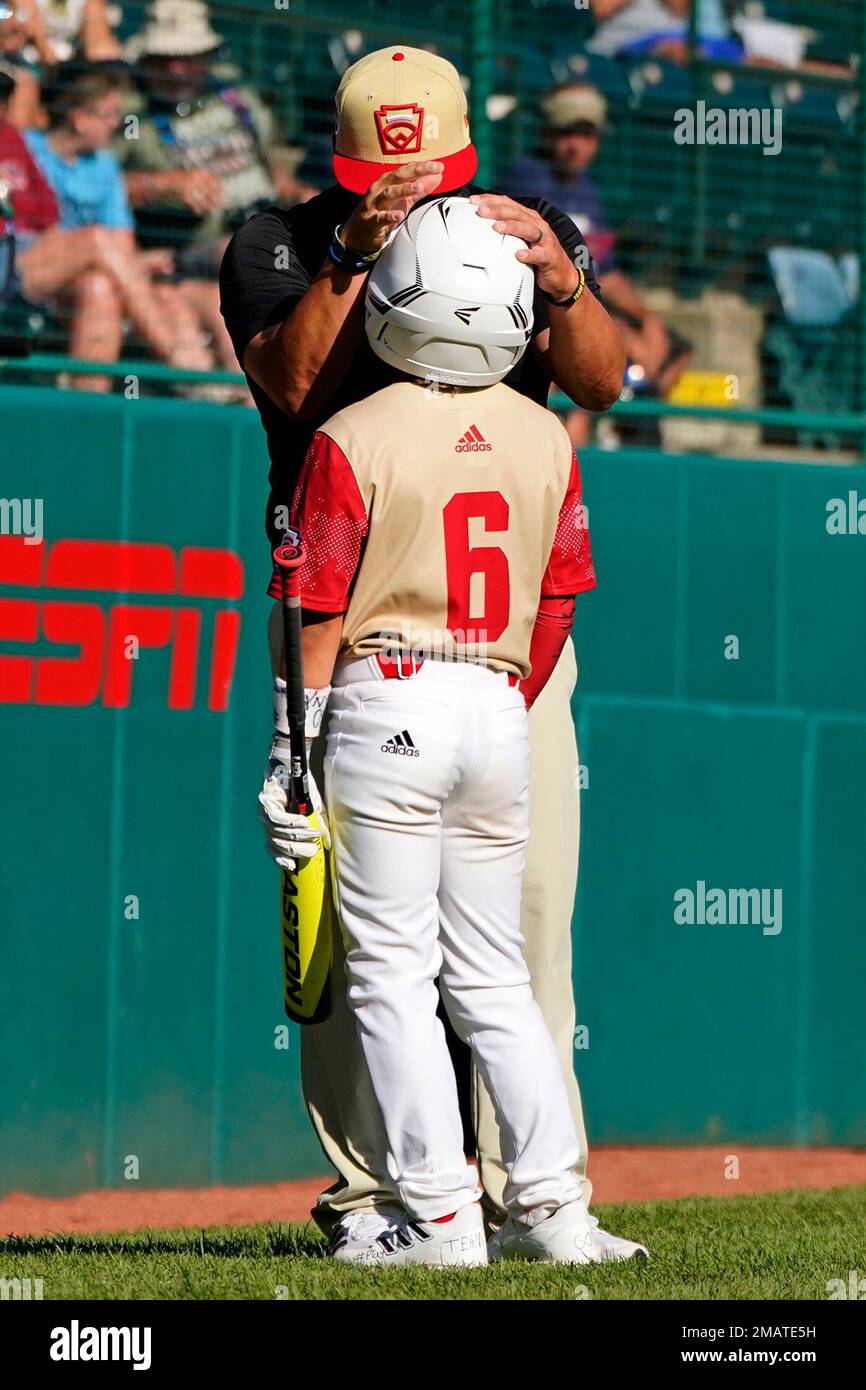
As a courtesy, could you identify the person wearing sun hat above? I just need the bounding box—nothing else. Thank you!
[118,0,275,249]
[220,43,638,1263]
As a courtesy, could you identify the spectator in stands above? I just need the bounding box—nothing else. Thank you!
[19,61,212,386]
[0,0,50,126]
[29,0,121,65]
[508,81,690,444]
[1,0,120,127]
[0,60,57,237]
[117,0,277,372]
[587,0,743,63]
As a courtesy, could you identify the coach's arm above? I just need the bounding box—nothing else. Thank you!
[470,194,625,412]
[240,162,445,421]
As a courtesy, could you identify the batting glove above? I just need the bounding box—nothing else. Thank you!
[260,677,332,871]
[259,767,329,873]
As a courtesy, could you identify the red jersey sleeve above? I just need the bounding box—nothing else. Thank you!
[521,594,576,709]
[266,431,368,611]
[541,450,596,597]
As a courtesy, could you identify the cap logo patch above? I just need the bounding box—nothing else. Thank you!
[374,102,424,154]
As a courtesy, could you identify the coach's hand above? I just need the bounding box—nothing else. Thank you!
[469,194,579,301]
[340,160,445,258]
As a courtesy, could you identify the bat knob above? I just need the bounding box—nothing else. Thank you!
[273,526,305,571]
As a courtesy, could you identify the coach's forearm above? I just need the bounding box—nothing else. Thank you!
[244,263,367,420]
[244,163,446,420]
[545,292,626,411]
[469,192,626,410]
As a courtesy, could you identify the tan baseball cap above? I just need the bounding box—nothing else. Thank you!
[333,45,477,194]
[541,84,608,131]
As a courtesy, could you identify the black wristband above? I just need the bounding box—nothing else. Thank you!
[327,225,382,275]
[541,268,587,308]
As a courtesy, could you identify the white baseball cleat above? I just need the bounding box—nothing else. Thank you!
[488,1199,647,1265]
[329,1209,401,1262]
[588,1213,649,1261]
[333,1202,488,1267]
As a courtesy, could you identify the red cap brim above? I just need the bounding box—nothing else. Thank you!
[333,142,478,194]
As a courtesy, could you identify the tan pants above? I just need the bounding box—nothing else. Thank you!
[300,638,591,1230]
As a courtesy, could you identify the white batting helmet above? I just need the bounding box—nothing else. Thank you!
[365,197,534,387]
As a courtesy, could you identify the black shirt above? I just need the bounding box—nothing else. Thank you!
[218,183,603,546]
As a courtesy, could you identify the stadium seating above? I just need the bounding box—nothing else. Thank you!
[0,0,860,436]
[765,246,855,446]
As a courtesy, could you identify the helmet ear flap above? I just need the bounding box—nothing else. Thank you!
[364,196,535,388]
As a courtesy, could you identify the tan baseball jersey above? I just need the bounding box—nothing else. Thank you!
[269,379,595,679]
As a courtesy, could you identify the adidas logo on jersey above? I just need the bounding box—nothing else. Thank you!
[455,426,492,453]
[381,730,419,756]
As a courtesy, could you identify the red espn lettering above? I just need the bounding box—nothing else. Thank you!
[0,538,244,711]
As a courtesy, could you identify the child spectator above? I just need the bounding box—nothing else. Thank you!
[19,61,213,386]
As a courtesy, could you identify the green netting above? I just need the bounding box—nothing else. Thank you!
[1,0,863,454]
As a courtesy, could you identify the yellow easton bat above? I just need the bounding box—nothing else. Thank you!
[273,535,333,1024]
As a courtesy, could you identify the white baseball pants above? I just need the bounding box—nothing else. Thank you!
[324,655,583,1222]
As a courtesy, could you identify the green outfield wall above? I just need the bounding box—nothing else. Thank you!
[1,385,864,1196]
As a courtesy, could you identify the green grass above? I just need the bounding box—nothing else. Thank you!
[2,1186,864,1301]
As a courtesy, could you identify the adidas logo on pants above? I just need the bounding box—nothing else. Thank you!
[381,730,419,756]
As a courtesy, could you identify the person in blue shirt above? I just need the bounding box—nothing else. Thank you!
[21,61,212,386]
[508,82,691,444]
[26,105,134,233]
[586,0,742,63]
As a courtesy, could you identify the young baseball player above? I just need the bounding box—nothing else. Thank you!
[260,198,646,1266]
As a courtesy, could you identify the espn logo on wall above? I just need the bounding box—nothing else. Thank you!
[455,426,492,452]
[0,537,243,710]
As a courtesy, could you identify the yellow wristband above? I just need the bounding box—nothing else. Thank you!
[543,268,586,308]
